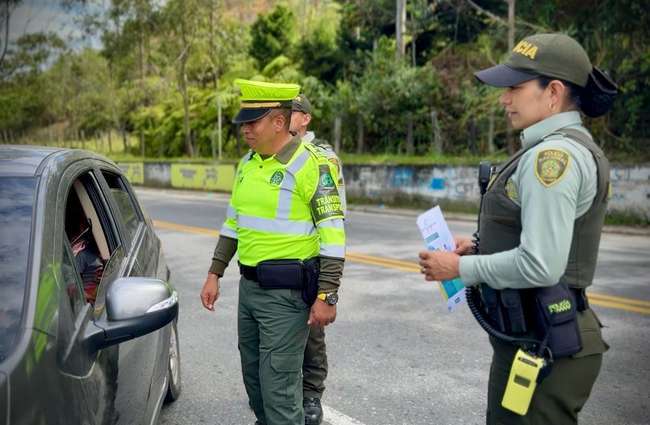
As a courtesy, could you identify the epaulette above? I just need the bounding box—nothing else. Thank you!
[303,143,329,164]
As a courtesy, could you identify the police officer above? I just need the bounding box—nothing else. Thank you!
[290,94,346,425]
[291,94,347,213]
[200,79,345,425]
[418,33,617,424]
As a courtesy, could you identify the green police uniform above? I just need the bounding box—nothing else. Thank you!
[292,95,347,411]
[464,34,618,424]
[209,80,346,425]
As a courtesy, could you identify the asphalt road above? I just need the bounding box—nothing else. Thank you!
[135,188,650,425]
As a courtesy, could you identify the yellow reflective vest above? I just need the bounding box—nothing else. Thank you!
[221,138,345,266]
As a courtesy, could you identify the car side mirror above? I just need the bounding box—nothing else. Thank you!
[83,277,178,352]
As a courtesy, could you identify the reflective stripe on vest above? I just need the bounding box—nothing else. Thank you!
[276,150,311,220]
[238,214,316,235]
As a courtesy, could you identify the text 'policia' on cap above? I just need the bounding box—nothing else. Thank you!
[233,79,300,124]
[473,33,618,117]
[474,33,592,88]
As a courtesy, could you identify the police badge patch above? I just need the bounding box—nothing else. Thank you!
[269,170,284,186]
[311,164,343,223]
[535,149,570,187]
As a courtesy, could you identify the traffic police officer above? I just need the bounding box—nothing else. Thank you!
[200,79,346,425]
[290,94,346,425]
[418,34,617,424]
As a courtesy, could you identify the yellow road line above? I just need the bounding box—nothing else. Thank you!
[153,219,650,316]
[154,220,220,237]
[587,292,650,308]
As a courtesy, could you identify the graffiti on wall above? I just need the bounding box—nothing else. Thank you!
[608,166,650,214]
[170,164,235,192]
[345,163,649,216]
[118,162,144,185]
[427,166,480,200]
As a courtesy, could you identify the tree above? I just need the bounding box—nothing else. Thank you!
[0,0,21,67]
[0,32,66,136]
[295,20,342,83]
[356,37,440,154]
[249,5,295,70]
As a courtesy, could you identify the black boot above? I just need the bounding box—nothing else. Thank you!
[304,397,323,425]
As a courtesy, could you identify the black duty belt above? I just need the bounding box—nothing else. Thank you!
[239,263,259,281]
[570,287,589,312]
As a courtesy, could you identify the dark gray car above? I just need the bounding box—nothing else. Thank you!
[0,146,181,424]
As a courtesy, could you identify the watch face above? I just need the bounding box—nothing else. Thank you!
[325,292,338,305]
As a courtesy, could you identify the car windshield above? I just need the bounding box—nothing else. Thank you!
[0,177,36,363]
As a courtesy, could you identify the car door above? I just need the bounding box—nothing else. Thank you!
[95,166,164,423]
[53,162,127,425]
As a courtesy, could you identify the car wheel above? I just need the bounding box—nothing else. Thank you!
[164,320,181,403]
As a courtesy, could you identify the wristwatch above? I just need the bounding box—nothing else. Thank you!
[317,292,338,305]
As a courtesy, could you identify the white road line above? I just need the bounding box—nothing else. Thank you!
[323,405,367,425]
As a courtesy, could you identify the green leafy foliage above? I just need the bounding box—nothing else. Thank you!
[249,5,296,70]
[0,0,647,161]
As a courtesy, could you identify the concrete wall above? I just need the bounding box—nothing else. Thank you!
[119,161,235,192]
[117,161,650,219]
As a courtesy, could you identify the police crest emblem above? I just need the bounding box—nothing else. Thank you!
[319,172,335,189]
[269,170,284,185]
[535,149,570,187]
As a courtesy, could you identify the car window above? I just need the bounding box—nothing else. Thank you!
[61,242,86,317]
[0,176,36,363]
[101,171,142,243]
[64,180,107,305]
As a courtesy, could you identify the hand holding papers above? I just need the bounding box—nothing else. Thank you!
[416,206,466,312]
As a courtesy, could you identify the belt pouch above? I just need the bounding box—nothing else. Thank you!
[501,289,527,334]
[481,284,507,332]
[532,283,582,358]
[256,260,304,290]
[301,258,320,306]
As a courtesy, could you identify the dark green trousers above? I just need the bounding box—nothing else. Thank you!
[303,325,328,398]
[486,309,608,425]
[238,277,310,425]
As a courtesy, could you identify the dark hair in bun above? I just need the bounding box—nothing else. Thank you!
[580,67,618,118]
[537,68,618,118]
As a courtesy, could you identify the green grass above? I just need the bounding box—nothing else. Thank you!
[340,152,509,166]
[603,210,650,227]
[349,196,648,227]
[348,194,480,215]
[107,153,239,164]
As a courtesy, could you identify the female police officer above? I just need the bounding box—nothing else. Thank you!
[418,33,617,424]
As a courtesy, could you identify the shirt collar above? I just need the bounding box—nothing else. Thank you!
[274,135,302,164]
[520,111,583,149]
[302,131,315,143]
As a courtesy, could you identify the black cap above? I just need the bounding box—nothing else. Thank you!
[474,64,539,88]
[292,94,312,114]
[233,108,273,124]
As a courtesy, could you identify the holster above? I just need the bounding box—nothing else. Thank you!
[301,258,320,306]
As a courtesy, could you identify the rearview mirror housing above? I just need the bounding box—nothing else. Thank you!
[84,277,178,351]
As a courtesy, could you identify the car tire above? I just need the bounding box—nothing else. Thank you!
[164,319,182,403]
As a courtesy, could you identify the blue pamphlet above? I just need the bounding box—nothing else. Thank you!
[416,206,467,312]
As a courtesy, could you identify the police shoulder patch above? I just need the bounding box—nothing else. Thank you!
[534,149,570,187]
[311,164,343,223]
